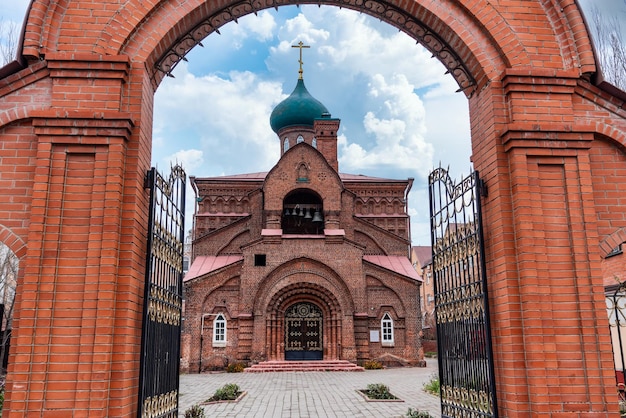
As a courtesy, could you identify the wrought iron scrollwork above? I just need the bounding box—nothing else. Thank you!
[429,167,497,418]
[607,281,626,404]
[139,165,186,418]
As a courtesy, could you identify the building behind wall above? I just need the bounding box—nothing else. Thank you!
[411,246,436,354]
[180,63,424,372]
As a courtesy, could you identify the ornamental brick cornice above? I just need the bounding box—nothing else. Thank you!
[500,123,594,152]
[31,110,134,141]
[502,68,580,94]
[46,53,130,80]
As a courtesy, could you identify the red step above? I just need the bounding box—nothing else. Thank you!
[244,360,365,373]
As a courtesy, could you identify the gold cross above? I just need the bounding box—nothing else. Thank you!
[292,41,310,80]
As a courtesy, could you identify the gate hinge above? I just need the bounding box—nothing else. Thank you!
[144,169,154,190]
[479,179,488,197]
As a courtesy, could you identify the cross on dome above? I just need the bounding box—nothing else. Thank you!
[292,41,310,80]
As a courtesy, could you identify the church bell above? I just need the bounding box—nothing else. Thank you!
[312,209,323,223]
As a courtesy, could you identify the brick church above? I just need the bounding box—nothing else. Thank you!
[180,50,423,372]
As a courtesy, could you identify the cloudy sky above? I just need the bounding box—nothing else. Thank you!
[1,1,624,245]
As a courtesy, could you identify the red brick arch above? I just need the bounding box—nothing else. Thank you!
[253,257,355,315]
[23,0,587,93]
[0,226,27,260]
[1,0,625,417]
[265,282,344,361]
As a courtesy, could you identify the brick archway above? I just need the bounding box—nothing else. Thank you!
[266,283,342,361]
[1,0,625,416]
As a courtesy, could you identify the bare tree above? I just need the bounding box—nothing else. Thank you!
[0,18,19,67]
[589,3,626,91]
[0,244,18,374]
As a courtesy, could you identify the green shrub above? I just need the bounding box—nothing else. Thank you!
[208,383,241,402]
[406,407,434,417]
[226,362,245,373]
[365,383,397,400]
[363,360,383,370]
[423,374,440,396]
[184,404,205,418]
[424,351,437,358]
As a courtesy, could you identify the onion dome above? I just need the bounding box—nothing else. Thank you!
[270,79,329,133]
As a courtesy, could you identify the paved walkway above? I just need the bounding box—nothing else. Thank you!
[178,360,441,417]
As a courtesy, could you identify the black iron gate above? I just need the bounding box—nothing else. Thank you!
[138,165,186,418]
[428,167,498,418]
[607,281,626,401]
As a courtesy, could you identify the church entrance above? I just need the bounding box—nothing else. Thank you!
[285,302,323,361]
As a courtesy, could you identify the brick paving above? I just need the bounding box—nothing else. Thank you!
[178,360,441,417]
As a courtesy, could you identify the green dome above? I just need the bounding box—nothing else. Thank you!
[270,79,329,133]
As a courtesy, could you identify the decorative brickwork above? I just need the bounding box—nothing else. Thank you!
[0,1,624,417]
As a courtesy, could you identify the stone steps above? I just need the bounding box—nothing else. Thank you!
[244,360,365,373]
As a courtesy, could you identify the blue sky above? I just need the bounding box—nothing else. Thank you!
[1,1,624,245]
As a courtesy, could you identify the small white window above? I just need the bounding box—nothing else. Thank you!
[381,312,394,347]
[297,135,304,143]
[213,313,227,347]
[283,138,289,152]
[312,137,317,148]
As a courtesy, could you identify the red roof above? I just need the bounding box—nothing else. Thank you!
[363,255,422,282]
[411,246,432,267]
[184,255,243,282]
[192,172,403,182]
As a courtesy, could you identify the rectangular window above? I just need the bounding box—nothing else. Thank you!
[382,323,392,340]
[381,313,394,347]
[254,254,266,266]
[214,322,225,341]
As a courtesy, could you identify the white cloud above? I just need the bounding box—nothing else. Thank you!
[154,64,283,175]
[338,73,433,175]
[164,149,204,172]
[300,8,450,93]
[1,0,31,24]
[230,11,277,47]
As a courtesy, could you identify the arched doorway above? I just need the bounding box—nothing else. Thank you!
[262,277,347,363]
[284,302,323,361]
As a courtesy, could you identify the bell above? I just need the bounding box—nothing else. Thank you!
[304,208,312,219]
[299,207,305,217]
[284,207,291,216]
[312,210,323,223]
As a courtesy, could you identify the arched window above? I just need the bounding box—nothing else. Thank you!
[297,135,304,144]
[283,138,289,153]
[213,313,227,347]
[381,312,394,346]
[312,137,317,148]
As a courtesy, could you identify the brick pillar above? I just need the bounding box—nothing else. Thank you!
[4,55,152,418]
[469,71,615,416]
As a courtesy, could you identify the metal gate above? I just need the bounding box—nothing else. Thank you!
[138,166,186,418]
[428,167,498,418]
[606,281,626,400]
[285,302,323,361]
